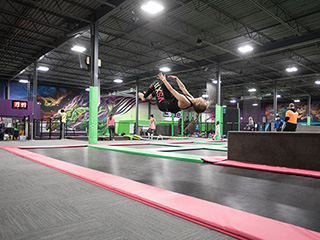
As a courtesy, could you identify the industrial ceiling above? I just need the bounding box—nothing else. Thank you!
[1,0,320,106]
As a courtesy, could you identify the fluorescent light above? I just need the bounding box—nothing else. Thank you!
[85,88,90,91]
[230,100,236,103]
[294,99,300,103]
[211,79,218,84]
[19,79,28,83]
[248,88,256,92]
[141,1,164,14]
[286,67,298,72]
[222,105,227,108]
[71,46,86,53]
[238,45,253,53]
[114,79,123,83]
[315,80,320,85]
[159,67,171,72]
[252,103,258,106]
[202,94,209,98]
[277,95,281,98]
[37,66,49,71]
[38,55,45,61]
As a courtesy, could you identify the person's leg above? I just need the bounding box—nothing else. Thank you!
[150,129,154,140]
[109,126,112,140]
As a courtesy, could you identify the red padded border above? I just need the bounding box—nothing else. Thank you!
[2,146,320,240]
[215,160,320,178]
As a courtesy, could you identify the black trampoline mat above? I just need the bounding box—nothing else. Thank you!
[28,147,320,232]
[124,145,170,149]
[170,149,228,157]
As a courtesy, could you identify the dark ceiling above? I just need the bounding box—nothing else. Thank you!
[1,0,320,106]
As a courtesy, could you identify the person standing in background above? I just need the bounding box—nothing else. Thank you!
[59,109,66,139]
[107,113,115,141]
[212,120,221,140]
[282,103,299,132]
[274,114,284,132]
[147,114,156,141]
[0,117,4,141]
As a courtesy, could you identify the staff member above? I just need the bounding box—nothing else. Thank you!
[282,103,298,132]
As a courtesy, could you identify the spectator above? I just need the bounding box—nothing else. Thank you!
[274,114,284,132]
[247,116,255,131]
[282,103,298,132]
[147,114,156,140]
[59,109,67,139]
[212,120,221,140]
[107,113,116,141]
[0,117,4,141]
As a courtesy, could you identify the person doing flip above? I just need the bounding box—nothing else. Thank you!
[139,73,209,114]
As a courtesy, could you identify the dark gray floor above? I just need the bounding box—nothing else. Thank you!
[0,143,234,240]
[28,147,320,232]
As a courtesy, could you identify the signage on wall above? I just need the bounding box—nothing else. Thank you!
[12,100,28,109]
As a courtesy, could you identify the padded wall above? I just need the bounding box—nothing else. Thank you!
[228,131,320,171]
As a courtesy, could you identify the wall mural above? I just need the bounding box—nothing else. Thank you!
[39,90,136,136]
[265,101,320,122]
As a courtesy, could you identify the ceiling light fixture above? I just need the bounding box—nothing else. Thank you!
[196,37,203,46]
[141,1,164,14]
[252,103,258,106]
[37,66,49,71]
[238,45,253,53]
[71,46,86,53]
[294,99,300,103]
[277,95,281,98]
[211,79,218,84]
[315,80,320,85]
[85,88,90,91]
[230,99,237,103]
[286,67,298,72]
[114,79,123,83]
[202,94,209,98]
[19,79,28,83]
[159,67,171,72]
[248,88,256,92]
[222,105,227,108]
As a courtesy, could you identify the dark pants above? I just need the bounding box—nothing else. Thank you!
[143,81,173,112]
[109,125,115,140]
[283,122,297,132]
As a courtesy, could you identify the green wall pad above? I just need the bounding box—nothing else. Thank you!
[89,145,203,163]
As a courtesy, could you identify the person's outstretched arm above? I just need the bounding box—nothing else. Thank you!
[168,75,192,97]
[157,73,189,106]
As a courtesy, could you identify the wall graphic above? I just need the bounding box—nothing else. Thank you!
[265,101,320,122]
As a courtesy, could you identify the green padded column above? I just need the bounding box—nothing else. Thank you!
[307,116,311,126]
[171,113,174,136]
[215,104,223,139]
[88,86,98,144]
[181,110,184,138]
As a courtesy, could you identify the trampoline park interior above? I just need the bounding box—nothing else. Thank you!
[1,1,320,240]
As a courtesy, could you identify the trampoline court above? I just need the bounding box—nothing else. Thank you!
[3,139,320,240]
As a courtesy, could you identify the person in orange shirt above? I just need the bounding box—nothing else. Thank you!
[282,103,299,132]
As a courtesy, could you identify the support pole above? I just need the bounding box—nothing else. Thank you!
[171,113,174,136]
[135,78,139,134]
[217,63,221,106]
[31,61,38,140]
[27,74,31,101]
[89,21,99,143]
[307,96,311,125]
[6,81,10,99]
[273,80,277,118]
